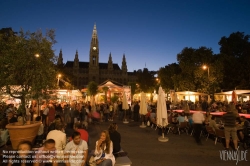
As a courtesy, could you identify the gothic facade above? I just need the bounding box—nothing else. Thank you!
[57,24,137,89]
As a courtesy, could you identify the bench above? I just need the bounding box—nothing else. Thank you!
[115,156,132,166]
[114,149,132,166]
[89,150,132,166]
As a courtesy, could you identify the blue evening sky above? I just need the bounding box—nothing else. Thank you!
[1,0,250,71]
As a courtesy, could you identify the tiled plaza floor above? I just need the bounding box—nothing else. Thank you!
[87,119,250,166]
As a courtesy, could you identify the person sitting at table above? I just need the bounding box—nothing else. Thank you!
[204,112,211,126]
[185,114,193,134]
[209,116,220,131]
[171,113,179,134]
[238,116,250,141]
[176,112,185,125]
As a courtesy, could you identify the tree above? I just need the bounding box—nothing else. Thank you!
[158,63,181,91]
[111,95,119,103]
[128,82,136,100]
[56,62,76,89]
[175,46,223,94]
[136,68,156,93]
[0,28,57,115]
[218,32,250,89]
[87,81,98,96]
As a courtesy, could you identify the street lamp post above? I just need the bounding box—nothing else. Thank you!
[202,65,209,78]
[34,54,40,117]
[57,74,61,88]
[202,65,210,102]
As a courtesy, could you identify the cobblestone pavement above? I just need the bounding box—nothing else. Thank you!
[87,119,250,166]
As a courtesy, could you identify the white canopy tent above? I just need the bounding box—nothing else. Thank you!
[214,90,250,102]
[174,91,208,103]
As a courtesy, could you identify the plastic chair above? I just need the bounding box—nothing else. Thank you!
[178,122,188,135]
[205,126,216,142]
[215,129,225,145]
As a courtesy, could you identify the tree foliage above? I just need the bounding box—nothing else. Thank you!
[157,47,223,95]
[158,63,181,91]
[87,81,98,96]
[136,68,156,93]
[218,32,250,89]
[56,65,75,89]
[0,28,57,113]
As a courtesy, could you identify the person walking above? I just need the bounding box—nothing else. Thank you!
[192,109,205,145]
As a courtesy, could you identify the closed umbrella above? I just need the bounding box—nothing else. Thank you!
[122,91,129,123]
[224,95,228,104]
[139,92,147,128]
[156,86,169,142]
[232,90,237,105]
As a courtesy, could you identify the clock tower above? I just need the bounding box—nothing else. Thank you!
[89,23,99,83]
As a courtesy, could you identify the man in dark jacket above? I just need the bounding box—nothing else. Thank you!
[222,104,238,150]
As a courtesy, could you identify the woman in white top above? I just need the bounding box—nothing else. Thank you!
[94,130,115,166]
[46,122,66,162]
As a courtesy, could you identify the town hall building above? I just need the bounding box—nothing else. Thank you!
[57,24,137,89]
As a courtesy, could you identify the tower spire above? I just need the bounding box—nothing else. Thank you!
[74,50,79,68]
[57,49,63,65]
[122,53,127,72]
[108,52,113,70]
[92,23,97,40]
[89,23,100,83]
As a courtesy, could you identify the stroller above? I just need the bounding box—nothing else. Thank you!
[90,111,101,124]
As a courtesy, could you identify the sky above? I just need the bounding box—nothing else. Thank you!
[1,0,250,72]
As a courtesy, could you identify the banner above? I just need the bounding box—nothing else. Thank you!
[123,86,131,105]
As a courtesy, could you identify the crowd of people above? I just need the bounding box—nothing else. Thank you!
[0,100,126,166]
[155,102,250,149]
[1,98,250,166]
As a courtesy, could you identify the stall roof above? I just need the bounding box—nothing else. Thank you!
[98,79,124,92]
[215,90,250,95]
[72,90,83,97]
[175,91,208,95]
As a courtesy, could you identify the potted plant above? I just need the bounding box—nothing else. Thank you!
[0,28,58,149]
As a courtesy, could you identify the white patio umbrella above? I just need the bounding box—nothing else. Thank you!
[156,86,169,142]
[139,92,148,128]
[122,91,129,123]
